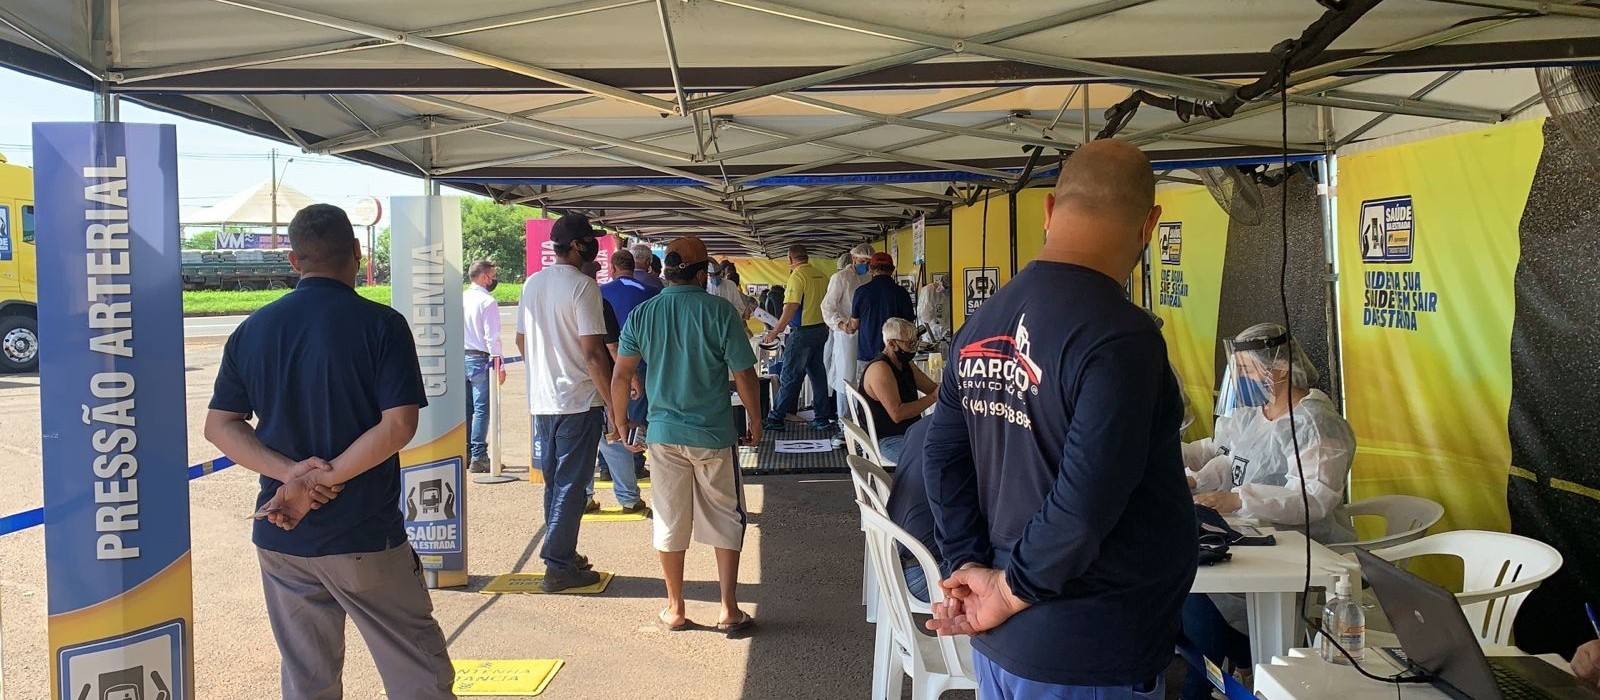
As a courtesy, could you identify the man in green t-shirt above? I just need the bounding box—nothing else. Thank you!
[760,243,836,432]
[612,236,763,638]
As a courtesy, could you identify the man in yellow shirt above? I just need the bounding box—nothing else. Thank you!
[761,244,836,432]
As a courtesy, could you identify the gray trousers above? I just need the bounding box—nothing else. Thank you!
[258,542,456,700]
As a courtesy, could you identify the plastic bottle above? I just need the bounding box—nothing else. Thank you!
[1320,573,1366,665]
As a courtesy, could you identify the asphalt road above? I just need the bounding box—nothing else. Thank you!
[184,304,520,338]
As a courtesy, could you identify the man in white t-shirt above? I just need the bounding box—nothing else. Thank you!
[516,214,616,592]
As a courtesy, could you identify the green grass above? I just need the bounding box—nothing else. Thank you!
[183,283,522,316]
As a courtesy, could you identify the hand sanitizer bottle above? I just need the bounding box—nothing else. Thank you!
[1320,573,1366,665]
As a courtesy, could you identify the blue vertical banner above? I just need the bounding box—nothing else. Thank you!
[389,196,469,588]
[33,123,193,700]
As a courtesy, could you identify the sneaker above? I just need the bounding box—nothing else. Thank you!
[540,567,601,593]
[469,459,490,474]
[584,499,601,514]
[762,418,786,432]
[810,419,837,432]
[619,502,652,518]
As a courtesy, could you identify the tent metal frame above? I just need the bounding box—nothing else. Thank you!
[1,0,1595,252]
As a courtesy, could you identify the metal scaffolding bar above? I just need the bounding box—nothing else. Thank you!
[655,0,691,117]
[433,125,698,176]
[202,0,675,111]
[1336,71,1463,148]
[721,120,1015,180]
[726,116,1011,186]
[405,95,695,161]
[686,0,1157,113]
[776,93,1070,150]
[706,0,1232,100]
[707,86,1018,162]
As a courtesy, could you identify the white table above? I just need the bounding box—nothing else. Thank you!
[1254,647,1571,700]
[1191,529,1358,665]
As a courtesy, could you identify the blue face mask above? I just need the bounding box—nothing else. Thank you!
[855,263,869,274]
[1233,376,1272,409]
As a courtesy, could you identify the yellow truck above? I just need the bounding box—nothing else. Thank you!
[0,152,35,372]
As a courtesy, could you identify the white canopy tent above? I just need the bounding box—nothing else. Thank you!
[180,178,319,227]
[0,0,1595,255]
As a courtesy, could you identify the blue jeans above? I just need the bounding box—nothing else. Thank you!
[465,354,492,462]
[768,324,836,423]
[1180,594,1250,700]
[587,411,642,507]
[878,434,907,464]
[902,558,929,603]
[975,649,1165,700]
[533,408,604,572]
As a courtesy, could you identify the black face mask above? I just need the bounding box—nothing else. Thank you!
[894,348,915,364]
[484,279,499,292]
[578,239,600,263]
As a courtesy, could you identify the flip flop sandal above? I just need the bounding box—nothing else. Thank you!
[657,610,693,633]
[716,612,756,638]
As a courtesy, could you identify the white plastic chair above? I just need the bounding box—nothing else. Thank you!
[844,384,895,466]
[842,417,887,467]
[1327,494,1445,554]
[848,454,893,624]
[1369,530,1562,647]
[858,503,977,700]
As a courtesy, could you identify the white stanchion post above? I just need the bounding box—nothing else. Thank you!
[475,356,516,484]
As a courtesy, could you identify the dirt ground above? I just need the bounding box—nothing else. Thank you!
[0,339,908,700]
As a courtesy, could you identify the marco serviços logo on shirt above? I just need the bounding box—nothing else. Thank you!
[956,315,1042,430]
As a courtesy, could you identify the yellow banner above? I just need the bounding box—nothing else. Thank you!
[950,190,1049,328]
[1337,119,1545,535]
[1152,185,1230,440]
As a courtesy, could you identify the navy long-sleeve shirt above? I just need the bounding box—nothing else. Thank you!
[923,261,1198,687]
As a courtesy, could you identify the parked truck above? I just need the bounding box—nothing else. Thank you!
[180,248,299,291]
[0,152,36,373]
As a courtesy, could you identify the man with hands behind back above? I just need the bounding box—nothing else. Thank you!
[205,204,455,700]
[923,140,1197,699]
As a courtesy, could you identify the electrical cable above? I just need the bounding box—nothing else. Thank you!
[1276,51,1429,694]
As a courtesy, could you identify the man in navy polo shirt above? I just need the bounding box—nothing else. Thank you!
[205,204,455,700]
[924,140,1197,698]
[849,251,916,378]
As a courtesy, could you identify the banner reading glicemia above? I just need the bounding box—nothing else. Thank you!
[390,196,470,588]
[33,123,194,700]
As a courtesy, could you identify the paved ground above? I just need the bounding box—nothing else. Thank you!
[0,337,920,700]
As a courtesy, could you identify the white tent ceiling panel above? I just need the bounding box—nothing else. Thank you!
[3,0,1597,254]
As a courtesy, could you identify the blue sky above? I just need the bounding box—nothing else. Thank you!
[0,70,446,227]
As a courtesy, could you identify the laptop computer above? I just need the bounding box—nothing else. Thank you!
[1355,548,1599,700]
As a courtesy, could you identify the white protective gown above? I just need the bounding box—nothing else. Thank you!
[822,267,869,393]
[1183,389,1357,544]
[917,281,951,341]
[1185,388,1356,633]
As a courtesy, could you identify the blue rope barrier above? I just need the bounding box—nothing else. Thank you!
[4,352,532,537]
[0,455,240,538]
[466,355,524,380]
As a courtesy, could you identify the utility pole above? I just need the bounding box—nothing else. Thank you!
[269,148,279,248]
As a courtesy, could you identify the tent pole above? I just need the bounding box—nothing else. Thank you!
[1318,105,1345,412]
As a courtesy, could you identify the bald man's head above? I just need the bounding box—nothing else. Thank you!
[1043,139,1161,270]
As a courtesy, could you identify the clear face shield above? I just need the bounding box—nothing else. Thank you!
[1214,331,1292,416]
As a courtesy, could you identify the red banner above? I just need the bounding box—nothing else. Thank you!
[525,218,619,284]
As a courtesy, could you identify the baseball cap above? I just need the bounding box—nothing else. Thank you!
[550,214,598,246]
[869,252,895,270]
[663,236,710,271]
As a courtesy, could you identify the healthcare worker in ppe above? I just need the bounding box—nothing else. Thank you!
[822,244,876,423]
[1178,322,1356,700]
